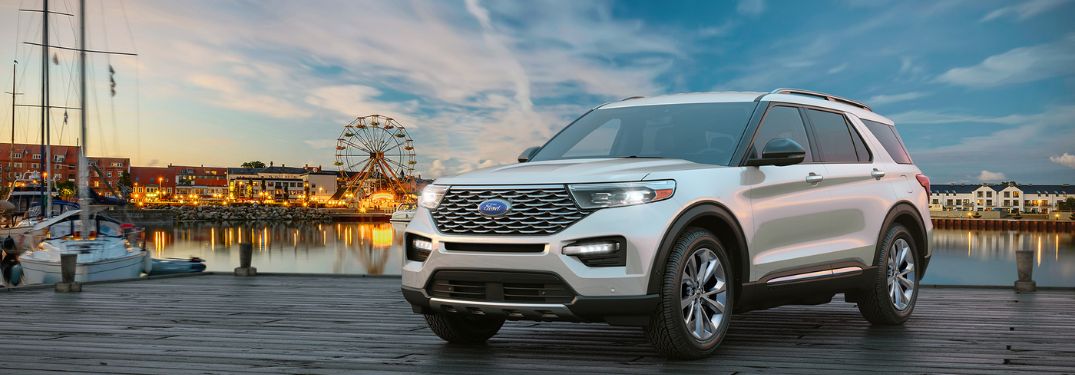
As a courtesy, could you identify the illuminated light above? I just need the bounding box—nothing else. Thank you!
[563,242,620,256]
[412,238,433,251]
[372,225,394,247]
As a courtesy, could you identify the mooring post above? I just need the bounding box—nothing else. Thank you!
[234,242,257,276]
[1014,249,1036,292]
[55,253,82,293]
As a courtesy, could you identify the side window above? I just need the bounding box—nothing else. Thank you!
[804,109,859,163]
[561,120,621,158]
[863,120,913,164]
[753,106,812,162]
[848,121,871,162]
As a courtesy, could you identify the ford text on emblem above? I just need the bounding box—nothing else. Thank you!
[477,199,511,217]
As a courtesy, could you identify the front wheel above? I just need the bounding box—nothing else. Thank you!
[857,224,919,325]
[424,313,505,344]
[644,228,734,359]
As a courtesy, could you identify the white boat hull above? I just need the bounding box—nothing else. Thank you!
[20,251,147,284]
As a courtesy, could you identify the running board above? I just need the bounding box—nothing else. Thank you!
[766,266,863,285]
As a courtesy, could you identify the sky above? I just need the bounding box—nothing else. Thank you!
[0,0,1074,184]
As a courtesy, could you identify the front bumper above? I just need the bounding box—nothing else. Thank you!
[401,199,679,324]
[402,285,658,326]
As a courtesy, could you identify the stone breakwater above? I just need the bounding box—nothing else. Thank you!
[150,205,332,222]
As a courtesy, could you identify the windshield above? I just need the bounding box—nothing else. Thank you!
[530,102,757,165]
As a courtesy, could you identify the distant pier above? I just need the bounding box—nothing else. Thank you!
[933,218,1074,231]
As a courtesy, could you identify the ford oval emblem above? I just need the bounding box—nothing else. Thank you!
[477,199,511,217]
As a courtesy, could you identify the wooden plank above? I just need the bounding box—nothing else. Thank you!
[1,274,1072,374]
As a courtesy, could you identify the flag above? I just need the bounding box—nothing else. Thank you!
[52,53,59,65]
[109,64,117,96]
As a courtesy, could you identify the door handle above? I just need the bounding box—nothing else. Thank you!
[871,168,886,180]
[806,172,824,185]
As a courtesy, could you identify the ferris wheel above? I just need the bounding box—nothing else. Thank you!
[334,114,417,201]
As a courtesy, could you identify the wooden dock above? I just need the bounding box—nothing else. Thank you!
[2,274,1073,374]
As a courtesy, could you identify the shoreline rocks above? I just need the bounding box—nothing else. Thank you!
[145,205,331,222]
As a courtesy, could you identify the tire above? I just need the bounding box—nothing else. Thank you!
[424,313,505,344]
[857,224,919,325]
[644,227,734,359]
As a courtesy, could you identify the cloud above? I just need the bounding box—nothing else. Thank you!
[1050,153,1075,169]
[826,63,848,74]
[737,0,766,16]
[868,92,928,106]
[977,170,1007,182]
[980,0,1071,22]
[100,0,684,176]
[888,110,1026,125]
[428,159,446,178]
[937,34,1075,88]
[303,140,337,149]
[187,73,310,118]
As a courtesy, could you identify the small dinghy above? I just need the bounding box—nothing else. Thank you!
[149,257,206,276]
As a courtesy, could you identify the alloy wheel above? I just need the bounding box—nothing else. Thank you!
[680,247,728,341]
[887,238,916,311]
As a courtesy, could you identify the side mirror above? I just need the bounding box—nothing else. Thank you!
[745,138,806,167]
[517,146,540,163]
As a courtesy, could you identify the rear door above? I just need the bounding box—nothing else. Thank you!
[800,108,896,269]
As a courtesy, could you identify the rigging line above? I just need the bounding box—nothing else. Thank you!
[119,0,141,165]
[99,0,118,157]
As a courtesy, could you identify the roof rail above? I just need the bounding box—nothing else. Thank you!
[769,88,871,111]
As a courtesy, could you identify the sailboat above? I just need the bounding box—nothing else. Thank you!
[18,0,148,284]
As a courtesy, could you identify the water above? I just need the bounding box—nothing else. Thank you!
[147,223,1075,287]
[148,221,406,276]
[923,229,1074,287]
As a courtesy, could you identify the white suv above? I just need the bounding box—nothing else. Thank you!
[402,89,932,359]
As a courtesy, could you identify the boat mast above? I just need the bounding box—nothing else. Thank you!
[40,0,49,217]
[4,61,22,201]
[78,0,89,240]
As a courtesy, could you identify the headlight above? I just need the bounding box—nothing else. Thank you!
[567,180,675,209]
[418,185,449,209]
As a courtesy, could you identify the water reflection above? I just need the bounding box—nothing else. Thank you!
[149,224,1075,287]
[925,229,1074,287]
[148,221,405,275]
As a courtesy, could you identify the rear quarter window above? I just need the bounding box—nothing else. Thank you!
[862,119,913,164]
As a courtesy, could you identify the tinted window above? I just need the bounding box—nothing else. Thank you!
[752,106,812,162]
[848,121,871,162]
[805,109,858,163]
[863,119,913,164]
[531,103,757,166]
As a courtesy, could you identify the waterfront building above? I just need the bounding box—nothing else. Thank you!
[171,165,228,202]
[930,182,1073,213]
[129,166,176,202]
[228,164,309,202]
[0,143,129,197]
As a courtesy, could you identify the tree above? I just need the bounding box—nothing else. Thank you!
[56,180,77,200]
[1059,197,1075,211]
[241,161,266,169]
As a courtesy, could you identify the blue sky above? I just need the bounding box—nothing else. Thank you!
[1,0,1074,183]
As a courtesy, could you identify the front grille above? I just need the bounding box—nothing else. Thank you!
[432,186,591,235]
[428,270,576,304]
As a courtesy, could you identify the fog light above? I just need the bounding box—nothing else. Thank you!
[406,234,433,262]
[413,238,433,251]
[563,242,620,256]
[562,237,626,267]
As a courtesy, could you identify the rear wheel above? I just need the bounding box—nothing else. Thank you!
[424,313,505,344]
[645,228,733,359]
[857,224,919,325]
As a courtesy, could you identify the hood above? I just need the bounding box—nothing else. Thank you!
[435,158,721,185]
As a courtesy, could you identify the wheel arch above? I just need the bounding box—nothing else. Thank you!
[646,202,749,299]
[877,201,929,277]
